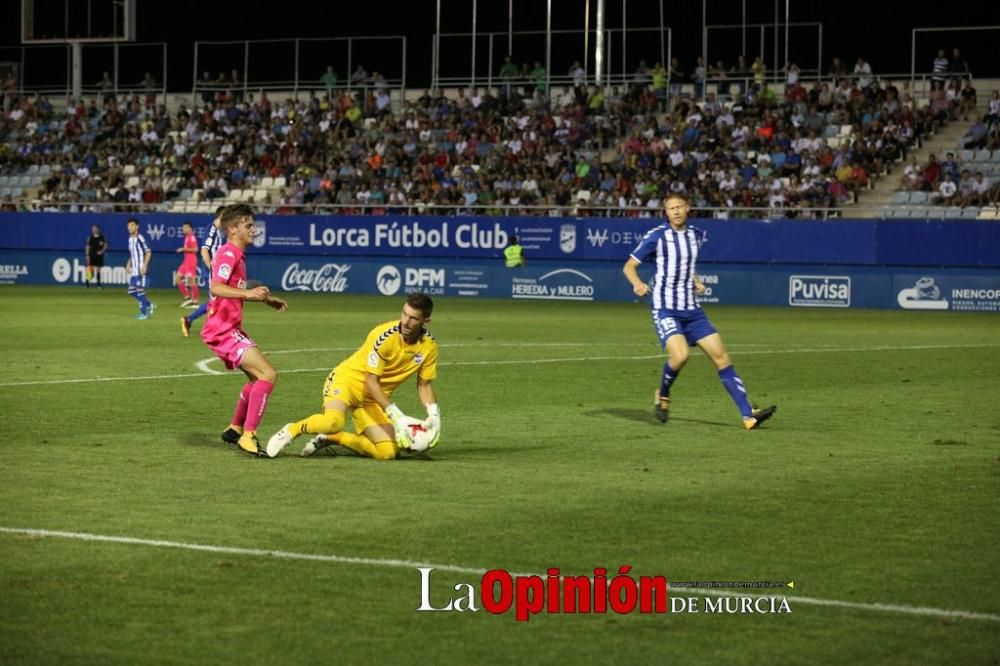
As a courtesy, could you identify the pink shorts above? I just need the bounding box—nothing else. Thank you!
[203,328,257,370]
[177,265,197,277]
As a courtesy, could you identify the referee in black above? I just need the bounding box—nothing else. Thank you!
[85,224,107,289]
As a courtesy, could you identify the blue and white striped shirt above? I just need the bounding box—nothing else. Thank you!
[202,224,223,259]
[629,223,708,311]
[127,233,150,277]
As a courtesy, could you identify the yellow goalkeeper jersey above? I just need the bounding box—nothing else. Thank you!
[334,319,439,397]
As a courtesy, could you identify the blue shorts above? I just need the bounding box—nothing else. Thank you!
[128,275,147,291]
[650,308,718,348]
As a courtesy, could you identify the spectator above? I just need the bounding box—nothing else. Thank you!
[693,57,707,100]
[931,49,949,85]
[97,71,115,105]
[321,65,338,99]
[530,61,547,94]
[959,79,977,121]
[828,57,846,83]
[853,57,873,91]
[350,65,370,91]
[932,176,958,206]
[961,117,990,150]
[140,72,157,109]
[730,55,750,96]
[498,56,518,97]
[985,90,1000,131]
[751,56,766,92]
[921,154,942,192]
[949,48,970,81]
[668,57,684,101]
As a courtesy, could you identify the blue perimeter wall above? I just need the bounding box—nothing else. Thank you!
[1,213,998,311]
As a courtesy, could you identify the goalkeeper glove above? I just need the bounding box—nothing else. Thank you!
[423,403,441,449]
[386,403,419,449]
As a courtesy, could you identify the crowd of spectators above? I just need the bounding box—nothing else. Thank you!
[0,51,979,219]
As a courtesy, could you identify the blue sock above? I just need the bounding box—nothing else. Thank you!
[138,293,151,312]
[718,365,753,419]
[129,291,144,309]
[660,361,681,398]
[187,302,209,324]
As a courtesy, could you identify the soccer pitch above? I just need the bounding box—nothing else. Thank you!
[0,286,997,664]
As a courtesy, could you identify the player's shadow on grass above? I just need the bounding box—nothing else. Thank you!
[584,408,731,428]
[179,432,229,449]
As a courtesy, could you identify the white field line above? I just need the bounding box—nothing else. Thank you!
[0,343,996,388]
[1,527,998,624]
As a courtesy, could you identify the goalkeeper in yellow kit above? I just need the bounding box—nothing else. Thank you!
[265,293,440,460]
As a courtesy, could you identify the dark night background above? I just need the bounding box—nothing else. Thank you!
[1,1,998,91]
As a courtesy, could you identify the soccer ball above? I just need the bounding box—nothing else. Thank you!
[404,421,437,453]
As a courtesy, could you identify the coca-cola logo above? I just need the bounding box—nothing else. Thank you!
[281,262,351,293]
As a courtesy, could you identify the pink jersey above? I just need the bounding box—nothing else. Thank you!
[180,232,198,270]
[201,242,247,340]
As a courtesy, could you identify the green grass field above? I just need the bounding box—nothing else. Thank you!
[1,285,998,664]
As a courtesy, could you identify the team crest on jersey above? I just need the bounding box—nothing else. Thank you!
[413,353,424,364]
[332,388,341,396]
[368,351,380,368]
[218,264,231,279]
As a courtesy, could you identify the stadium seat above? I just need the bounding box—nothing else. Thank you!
[38,164,51,175]
[943,207,963,219]
[839,125,853,136]
[959,150,975,162]
[239,189,254,201]
[178,188,193,200]
[977,208,999,220]
[123,164,136,176]
[26,165,39,175]
[191,189,204,201]
[253,189,269,202]
[227,189,242,202]
[260,176,274,189]
[959,208,980,219]
[892,191,909,205]
[909,191,929,205]
[974,150,992,162]
[125,176,140,189]
[0,176,9,187]
[272,176,286,189]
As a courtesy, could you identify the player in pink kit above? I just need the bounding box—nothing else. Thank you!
[176,221,200,307]
[201,203,288,457]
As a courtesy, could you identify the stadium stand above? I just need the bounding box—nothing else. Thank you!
[0,61,969,219]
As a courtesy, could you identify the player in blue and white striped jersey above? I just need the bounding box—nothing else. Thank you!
[623,193,776,430]
[181,206,226,337]
[126,218,155,320]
